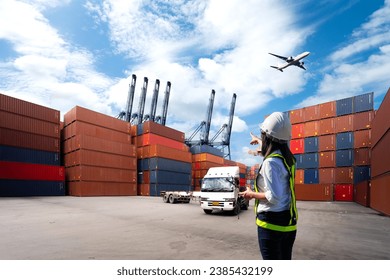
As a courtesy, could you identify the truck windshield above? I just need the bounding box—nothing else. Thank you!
[201,178,234,192]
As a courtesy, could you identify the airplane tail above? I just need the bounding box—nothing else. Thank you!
[270,66,283,72]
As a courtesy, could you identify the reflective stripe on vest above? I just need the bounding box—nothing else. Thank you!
[254,153,298,232]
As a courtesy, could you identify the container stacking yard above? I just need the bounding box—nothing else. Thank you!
[1,88,390,260]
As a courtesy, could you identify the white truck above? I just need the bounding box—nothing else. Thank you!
[200,166,249,215]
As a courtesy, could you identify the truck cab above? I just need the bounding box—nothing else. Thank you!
[200,166,249,215]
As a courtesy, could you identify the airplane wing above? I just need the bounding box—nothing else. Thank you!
[268,53,288,61]
[295,64,306,70]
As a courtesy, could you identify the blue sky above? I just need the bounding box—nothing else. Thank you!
[1,0,389,166]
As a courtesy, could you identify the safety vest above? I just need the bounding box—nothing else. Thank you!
[254,153,298,232]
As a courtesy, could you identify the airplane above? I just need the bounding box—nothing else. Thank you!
[269,51,310,72]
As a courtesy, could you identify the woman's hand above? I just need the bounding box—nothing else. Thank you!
[239,186,254,200]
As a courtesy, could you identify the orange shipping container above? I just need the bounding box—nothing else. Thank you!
[304,121,319,137]
[371,130,390,178]
[295,184,333,201]
[318,134,336,151]
[354,148,371,166]
[335,115,354,133]
[142,121,185,142]
[370,172,390,216]
[68,181,137,196]
[319,151,335,168]
[334,167,353,184]
[66,165,136,182]
[137,145,192,162]
[289,109,305,124]
[319,168,335,184]
[137,184,151,196]
[64,106,130,133]
[318,118,335,136]
[137,133,188,151]
[192,153,225,164]
[192,161,222,170]
[319,101,336,119]
[354,129,371,148]
[304,104,320,122]
[371,87,390,148]
[295,169,304,184]
[353,111,374,131]
[354,180,370,207]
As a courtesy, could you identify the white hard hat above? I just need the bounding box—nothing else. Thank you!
[260,112,292,142]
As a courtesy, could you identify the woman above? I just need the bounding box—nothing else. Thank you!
[240,112,298,260]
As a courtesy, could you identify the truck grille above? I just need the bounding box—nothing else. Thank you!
[208,201,224,207]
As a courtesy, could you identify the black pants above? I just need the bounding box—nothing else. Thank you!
[257,226,296,260]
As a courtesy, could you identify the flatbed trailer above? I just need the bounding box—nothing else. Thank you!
[161,191,201,204]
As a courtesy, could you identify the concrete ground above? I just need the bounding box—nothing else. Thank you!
[0,196,389,260]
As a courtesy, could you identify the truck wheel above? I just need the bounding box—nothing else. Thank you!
[163,194,169,203]
[168,194,176,204]
[203,209,212,214]
[240,199,249,210]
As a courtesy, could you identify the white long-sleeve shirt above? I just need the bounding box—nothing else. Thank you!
[256,151,292,213]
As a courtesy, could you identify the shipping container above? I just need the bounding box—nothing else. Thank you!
[319,151,335,168]
[137,145,192,162]
[137,184,151,196]
[354,129,371,148]
[371,88,390,147]
[319,167,335,184]
[370,172,390,216]
[354,180,370,207]
[0,110,60,138]
[67,181,137,196]
[290,139,304,154]
[318,117,335,135]
[295,169,304,184]
[0,93,60,124]
[353,111,374,131]
[148,183,192,196]
[295,154,303,169]
[304,169,319,184]
[64,150,136,170]
[336,96,354,116]
[353,148,371,166]
[334,167,353,184]
[138,121,185,142]
[301,153,319,169]
[353,166,371,184]
[137,133,188,151]
[336,149,354,167]
[319,101,336,119]
[336,132,354,150]
[304,121,319,137]
[335,114,354,133]
[295,184,333,201]
[0,127,60,152]
[190,145,224,156]
[371,129,390,178]
[0,145,60,165]
[0,180,65,196]
[354,92,374,113]
[65,165,136,182]
[304,104,320,122]
[318,134,336,151]
[139,157,192,173]
[304,137,318,153]
[64,106,130,133]
[192,153,225,164]
[292,123,304,139]
[334,184,353,201]
[0,161,64,181]
[192,161,223,171]
[289,109,305,124]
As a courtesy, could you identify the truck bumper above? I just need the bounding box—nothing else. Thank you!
[200,201,235,211]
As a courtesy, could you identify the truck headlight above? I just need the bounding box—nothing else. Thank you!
[200,197,208,201]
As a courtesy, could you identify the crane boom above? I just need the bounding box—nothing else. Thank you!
[223,93,236,144]
[160,81,171,126]
[137,77,148,125]
[200,89,215,144]
[149,79,160,122]
[125,74,137,122]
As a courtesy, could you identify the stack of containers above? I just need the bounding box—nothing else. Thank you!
[62,106,137,196]
[191,150,225,191]
[0,93,65,196]
[370,88,390,215]
[136,121,192,196]
[223,158,247,189]
[290,92,374,202]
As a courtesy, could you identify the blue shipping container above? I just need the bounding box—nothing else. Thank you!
[353,166,371,184]
[336,97,354,116]
[304,169,319,184]
[149,183,192,196]
[0,145,60,165]
[336,132,354,150]
[354,92,374,113]
[304,137,318,153]
[295,154,304,169]
[149,170,191,185]
[138,158,191,173]
[302,153,319,169]
[189,145,223,157]
[336,149,354,167]
[0,180,65,196]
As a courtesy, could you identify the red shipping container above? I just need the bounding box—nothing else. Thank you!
[354,148,371,166]
[304,121,319,137]
[318,134,336,151]
[353,111,374,131]
[137,184,151,196]
[319,168,335,184]
[137,145,192,162]
[319,151,335,168]
[0,161,64,181]
[295,184,333,201]
[68,181,137,196]
[334,167,353,184]
[371,87,390,148]
[138,133,188,151]
[335,115,354,133]
[295,169,304,184]
[142,121,185,142]
[292,123,304,139]
[334,184,353,201]
[371,129,390,178]
[354,180,370,207]
[318,118,335,135]
[290,139,304,154]
[319,101,336,119]
[289,109,305,124]
[192,153,224,164]
[304,104,320,122]
[370,172,390,216]
[354,129,371,148]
